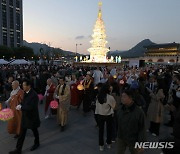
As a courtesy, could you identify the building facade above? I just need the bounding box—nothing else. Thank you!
[144,43,180,64]
[0,0,23,48]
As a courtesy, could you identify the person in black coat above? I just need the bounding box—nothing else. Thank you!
[9,79,40,154]
[172,75,180,154]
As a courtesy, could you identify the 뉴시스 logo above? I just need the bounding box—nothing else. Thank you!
[134,142,174,149]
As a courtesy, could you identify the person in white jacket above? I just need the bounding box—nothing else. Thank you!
[95,84,116,151]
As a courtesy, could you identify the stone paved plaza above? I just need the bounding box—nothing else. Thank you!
[0,103,172,154]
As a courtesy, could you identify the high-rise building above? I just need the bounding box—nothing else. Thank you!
[0,0,23,48]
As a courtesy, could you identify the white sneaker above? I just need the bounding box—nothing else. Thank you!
[45,115,49,119]
[107,144,111,149]
[152,133,157,137]
[99,146,104,151]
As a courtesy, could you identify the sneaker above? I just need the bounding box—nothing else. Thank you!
[107,144,111,149]
[45,115,49,119]
[99,146,104,151]
[152,133,157,137]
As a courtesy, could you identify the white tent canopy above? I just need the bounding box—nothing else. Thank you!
[0,59,8,64]
[10,59,31,65]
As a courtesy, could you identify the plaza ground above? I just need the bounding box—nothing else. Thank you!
[0,103,172,154]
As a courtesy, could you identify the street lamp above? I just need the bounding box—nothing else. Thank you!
[76,43,82,56]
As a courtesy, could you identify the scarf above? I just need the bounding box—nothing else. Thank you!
[6,86,20,103]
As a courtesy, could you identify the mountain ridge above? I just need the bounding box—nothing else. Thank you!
[109,39,155,58]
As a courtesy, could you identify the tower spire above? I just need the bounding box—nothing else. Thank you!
[98,1,102,19]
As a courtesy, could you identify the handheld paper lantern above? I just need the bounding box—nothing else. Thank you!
[77,84,84,91]
[38,94,44,101]
[50,100,59,109]
[94,86,98,90]
[119,80,124,85]
[0,108,14,121]
[113,75,117,79]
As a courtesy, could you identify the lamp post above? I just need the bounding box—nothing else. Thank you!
[76,43,82,56]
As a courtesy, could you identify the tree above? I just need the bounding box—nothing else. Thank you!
[0,45,13,59]
[14,46,34,59]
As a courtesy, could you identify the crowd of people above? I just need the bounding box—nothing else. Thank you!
[0,64,180,154]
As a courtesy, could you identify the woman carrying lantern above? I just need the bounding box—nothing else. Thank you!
[5,80,24,138]
[44,78,56,119]
[82,71,94,114]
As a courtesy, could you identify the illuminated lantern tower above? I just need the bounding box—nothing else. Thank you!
[88,2,109,62]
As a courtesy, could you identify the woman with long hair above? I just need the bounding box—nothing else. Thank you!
[95,84,116,151]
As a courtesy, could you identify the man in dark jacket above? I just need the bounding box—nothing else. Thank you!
[9,79,40,154]
[172,75,180,154]
[117,90,146,154]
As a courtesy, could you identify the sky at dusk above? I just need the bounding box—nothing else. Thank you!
[23,0,180,54]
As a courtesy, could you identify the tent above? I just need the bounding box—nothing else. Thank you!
[0,59,8,65]
[10,59,31,65]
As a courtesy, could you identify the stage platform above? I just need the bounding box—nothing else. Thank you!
[73,62,122,68]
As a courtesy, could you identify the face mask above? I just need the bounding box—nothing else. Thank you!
[176,91,180,98]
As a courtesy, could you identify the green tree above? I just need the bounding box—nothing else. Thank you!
[0,45,13,59]
[14,46,34,59]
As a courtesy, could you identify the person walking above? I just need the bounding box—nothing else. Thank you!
[44,78,56,119]
[116,90,146,154]
[9,79,40,154]
[57,76,71,131]
[82,72,94,113]
[5,80,24,138]
[95,84,116,151]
